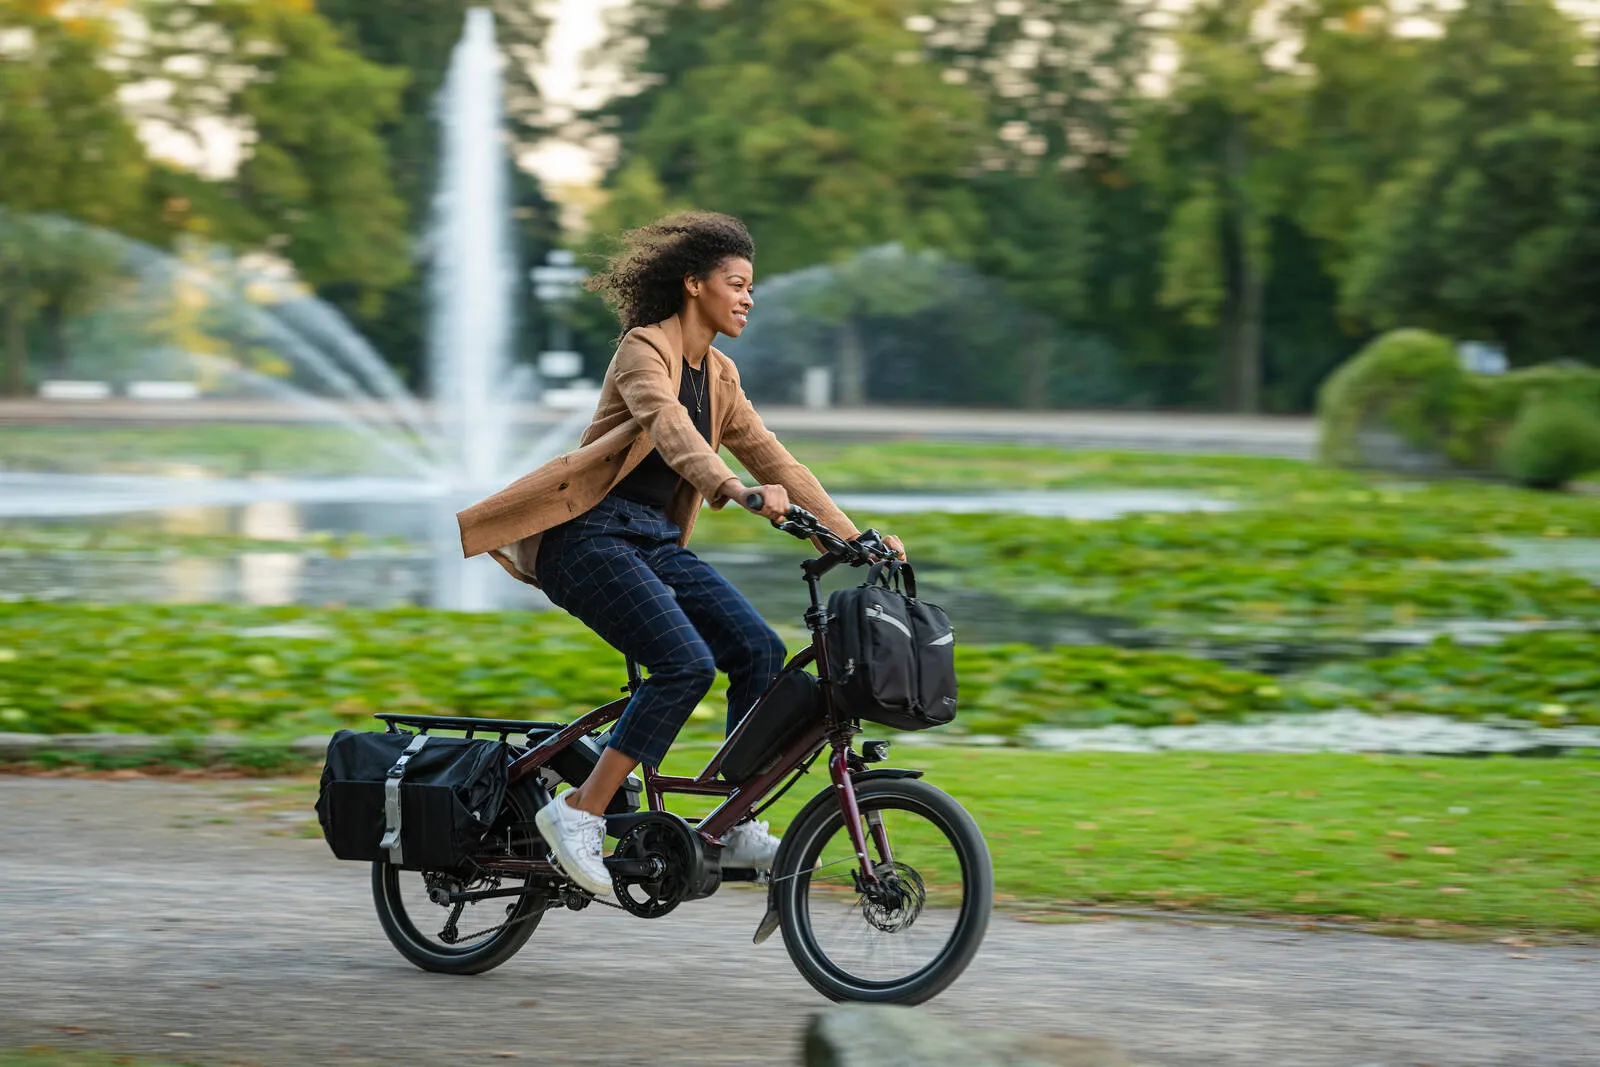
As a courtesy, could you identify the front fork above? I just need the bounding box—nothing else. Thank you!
[828,745,894,887]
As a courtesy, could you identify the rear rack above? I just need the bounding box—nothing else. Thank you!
[374,713,565,741]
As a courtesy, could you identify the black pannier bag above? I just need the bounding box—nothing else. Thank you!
[316,730,508,870]
[721,668,821,781]
[826,562,957,731]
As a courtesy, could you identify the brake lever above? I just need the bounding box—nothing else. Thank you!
[850,528,894,565]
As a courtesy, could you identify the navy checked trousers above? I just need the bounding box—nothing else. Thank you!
[535,493,786,768]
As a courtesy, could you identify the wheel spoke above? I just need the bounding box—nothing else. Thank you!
[789,792,974,989]
[371,787,552,974]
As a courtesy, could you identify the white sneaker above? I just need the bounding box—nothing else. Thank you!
[721,819,781,870]
[535,792,612,896]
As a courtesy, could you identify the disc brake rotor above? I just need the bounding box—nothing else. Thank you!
[859,862,926,933]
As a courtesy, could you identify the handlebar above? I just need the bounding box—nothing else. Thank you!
[743,492,892,567]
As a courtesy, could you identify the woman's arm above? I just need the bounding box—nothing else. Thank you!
[720,374,861,541]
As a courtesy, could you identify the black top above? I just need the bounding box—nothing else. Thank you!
[609,356,713,509]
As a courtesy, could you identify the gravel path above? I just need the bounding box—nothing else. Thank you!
[1,777,1594,1067]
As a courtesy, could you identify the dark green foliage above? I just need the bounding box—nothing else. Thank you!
[1302,632,1600,724]
[712,442,1600,641]
[1339,0,1600,363]
[1317,328,1466,465]
[1498,398,1600,490]
[1318,328,1600,473]
[5,601,1595,740]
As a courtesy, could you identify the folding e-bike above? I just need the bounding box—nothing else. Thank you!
[367,506,992,1004]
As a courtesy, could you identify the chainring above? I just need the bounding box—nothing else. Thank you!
[612,815,698,918]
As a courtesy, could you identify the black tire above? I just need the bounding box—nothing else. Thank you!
[774,777,992,1004]
[371,781,551,975]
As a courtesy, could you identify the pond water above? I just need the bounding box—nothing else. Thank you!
[0,484,1232,649]
[5,480,1595,757]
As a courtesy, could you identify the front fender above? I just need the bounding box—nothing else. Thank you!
[751,767,924,945]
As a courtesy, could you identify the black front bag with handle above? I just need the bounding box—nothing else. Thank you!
[826,561,957,731]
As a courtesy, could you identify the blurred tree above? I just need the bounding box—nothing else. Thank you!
[1535,120,1600,361]
[1134,0,1307,413]
[966,170,1096,408]
[592,0,776,164]
[915,0,1153,166]
[782,244,949,406]
[311,0,560,389]
[913,1,1160,408]
[592,0,986,274]
[1340,0,1598,364]
[135,0,411,296]
[1288,1,1424,280]
[0,3,151,395]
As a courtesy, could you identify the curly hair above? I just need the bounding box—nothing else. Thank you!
[586,211,755,335]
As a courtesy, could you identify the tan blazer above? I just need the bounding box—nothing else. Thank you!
[457,315,860,586]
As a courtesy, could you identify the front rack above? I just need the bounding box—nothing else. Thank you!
[374,712,565,742]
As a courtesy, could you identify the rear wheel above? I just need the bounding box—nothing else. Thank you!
[371,781,551,975]
[773,777,992,1004]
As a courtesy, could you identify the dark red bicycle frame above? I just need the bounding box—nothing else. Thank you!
[501,541,884,885]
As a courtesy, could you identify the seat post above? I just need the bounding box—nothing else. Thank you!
[625,656,644,694]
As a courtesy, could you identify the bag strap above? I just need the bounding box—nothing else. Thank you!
[380,732,429,865]
[865,560,918,599]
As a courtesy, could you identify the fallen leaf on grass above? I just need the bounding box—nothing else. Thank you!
[1427,846,1457,855]
[1438,886,1469,894]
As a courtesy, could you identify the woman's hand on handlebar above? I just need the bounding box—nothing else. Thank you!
[724,478,791,523]
[882,533,907,560]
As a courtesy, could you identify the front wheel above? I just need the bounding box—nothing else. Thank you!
[371,781,551,975]
[773,777,992,1004]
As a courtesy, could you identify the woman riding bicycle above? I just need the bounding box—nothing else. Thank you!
[456,211,904,896]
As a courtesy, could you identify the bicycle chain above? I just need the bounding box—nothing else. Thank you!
[441,908,543,945]
[438,880,625,943]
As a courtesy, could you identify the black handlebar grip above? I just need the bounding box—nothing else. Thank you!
[744,491,764,511]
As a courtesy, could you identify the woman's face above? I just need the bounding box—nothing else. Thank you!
[687,256,755,339]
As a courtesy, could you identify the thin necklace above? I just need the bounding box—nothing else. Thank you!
[684,355,707,416]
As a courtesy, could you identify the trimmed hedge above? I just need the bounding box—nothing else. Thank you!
[1499,398,1600,490]
[1317,329,1600,481]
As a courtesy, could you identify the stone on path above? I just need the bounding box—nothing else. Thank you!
[804,1004,1130,1067]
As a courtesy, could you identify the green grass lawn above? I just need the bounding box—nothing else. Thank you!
[189,745,1600,938]
[659,745,1600,936]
